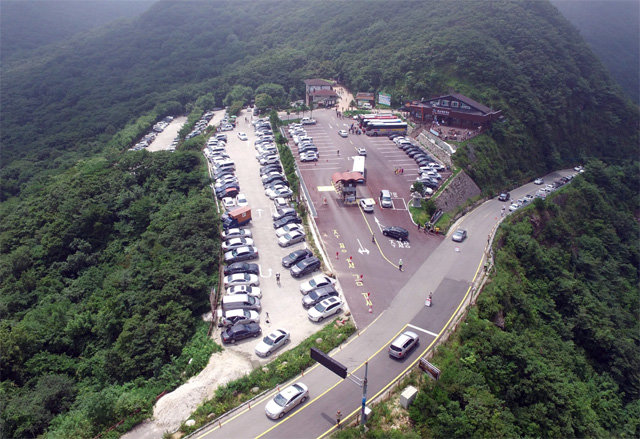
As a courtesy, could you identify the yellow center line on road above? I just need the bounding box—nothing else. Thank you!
[316,252,487,439]
[358,205,399,269]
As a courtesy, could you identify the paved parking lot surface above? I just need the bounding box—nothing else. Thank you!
[290,109,444,327]
[211,110,343,360]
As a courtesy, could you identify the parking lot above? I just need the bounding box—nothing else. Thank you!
[209,109,349,360]
[289,109,445,327]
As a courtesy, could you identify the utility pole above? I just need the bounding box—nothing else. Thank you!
[361,361,369,427]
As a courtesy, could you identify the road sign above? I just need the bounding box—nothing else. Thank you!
[419,358,441,380]
[311,347,347,379]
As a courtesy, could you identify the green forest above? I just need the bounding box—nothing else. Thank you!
[337,162,640,438]
[1,0,638,437]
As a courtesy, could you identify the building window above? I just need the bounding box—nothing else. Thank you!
[451,101,459,108]
[440,100,449,107]
[461,104,471,110]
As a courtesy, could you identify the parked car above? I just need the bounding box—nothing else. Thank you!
[290,256,321,278]
[226,285,262,298]
[222,197,236,210]
[300,151,319,162]
[221,322,262,344]
[388,331,419,359]
[300,274,336,295]
[382,226,409,241]
[221,237,255,251]
[534,178,544,185]
[223,273,260,288]
[223,262,259,276]
[359,198,375,213]
[266,185,293,200]
[338,130,348,137]
[498,192,511,201]
[275,223,304,238]
[273,214,301,229]
[302,285,339,308]
[219,309,260,327]
[221,228,252,240]
[224,246,259,263]
[238,132,248,140]
[264,382,309,419]
[272,207,297,221]
[307,296,343,322]
[282,249,313,268]
[451,229,467,242]
[255,329,290,357]
[262,172,286,184]
[278,230,306,247]
[236,193,249,207]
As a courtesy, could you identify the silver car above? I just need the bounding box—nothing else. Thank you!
[255,329,290,357]
[388,331,419,359]
[264,383,309,419]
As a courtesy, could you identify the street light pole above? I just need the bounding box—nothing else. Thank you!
[361,361,368,428]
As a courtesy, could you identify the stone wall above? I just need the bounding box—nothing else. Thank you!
[417,132,453,167]
[434,170,481,212]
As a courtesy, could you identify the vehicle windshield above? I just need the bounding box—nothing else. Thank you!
[315,303,326,312]
[263,336,274,345]
[273,393,287,407]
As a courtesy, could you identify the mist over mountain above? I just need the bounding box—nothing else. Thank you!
[0,0,154,62]
[551,0,639,103]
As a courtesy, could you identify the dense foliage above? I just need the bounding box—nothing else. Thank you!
[405,162,640,437]
[2,1,638,198]
[0,151,220,437]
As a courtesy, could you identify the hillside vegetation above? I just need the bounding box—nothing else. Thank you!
[338,162,640,438]
[1,1,638,437]
[1,0,637,197]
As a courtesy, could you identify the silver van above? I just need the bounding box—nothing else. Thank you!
[221,294,261,311]
[379,190,393,208]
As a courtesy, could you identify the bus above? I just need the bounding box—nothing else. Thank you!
[362,118,403,130]
[365,121,408,136]
[357,114,398,124]
[352,155,366,183]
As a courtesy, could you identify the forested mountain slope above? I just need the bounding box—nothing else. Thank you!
[551,0,639,104]
[1,0,637,197]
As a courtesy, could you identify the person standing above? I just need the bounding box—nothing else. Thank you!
[336,410,342,428]
[398,259,403,271]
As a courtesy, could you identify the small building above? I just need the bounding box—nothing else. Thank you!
[405,93,501,129]
[331,171,362,204]
[304,79,338,107]
[355,92,375,108]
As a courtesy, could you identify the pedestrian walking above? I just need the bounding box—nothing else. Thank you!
[275,272,280,286]
[372,233,375,243]
[336,410,342,428]
[398,259,403,271]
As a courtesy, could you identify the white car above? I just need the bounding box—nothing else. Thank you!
[307,297,343,322]
[223,273,260,288]
[359,198,375,213]
[266,186,293,200]
[300,151,318,162]
[357,147,367,156]
[255,329,290,357]
[220,124,234,131]
[262,172,285,183]
[222,197,236,210]
[235,193,249,207]
[238,132,248,140]
[265,382,309,419]
[509,203,520,212]
[534,178,544,185]
[274,197,290,210]
[226,285,262,298]
[338,130,348,137]
[278,230,306,247]
[221,228,252,240]
[300,274,336,295]
[219,309,260,327]
[275,223,304,237]
[221,237,255,251]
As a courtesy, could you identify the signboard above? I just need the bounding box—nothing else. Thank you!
[311,347,347,379]
[434,109,450,116]
[378,93,391,106]
[419,358,441,380]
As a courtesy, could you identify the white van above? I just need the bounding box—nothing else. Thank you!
[221,294,261,311]
[379,190,393,208]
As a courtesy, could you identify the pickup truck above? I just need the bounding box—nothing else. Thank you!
[222,206,252,229]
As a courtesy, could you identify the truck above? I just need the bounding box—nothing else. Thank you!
[222,206,252,229]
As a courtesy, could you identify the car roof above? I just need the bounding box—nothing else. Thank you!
[393,331,418,345]
[320,297,340,306]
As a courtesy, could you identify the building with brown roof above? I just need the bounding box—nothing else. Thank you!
[405,93,502,129]
[304,79,338,107]
[355,92,375,108]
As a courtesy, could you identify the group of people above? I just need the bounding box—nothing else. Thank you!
[394,168,404,175]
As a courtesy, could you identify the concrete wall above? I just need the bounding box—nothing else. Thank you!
[434,170,481,212]
[417,132,454,167]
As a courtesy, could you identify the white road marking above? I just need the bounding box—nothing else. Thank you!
[356,239,370,255]
[259,266,273,278]
[407,324,439,337]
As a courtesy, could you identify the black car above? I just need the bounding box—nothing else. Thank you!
[302,285,339,308]
[212,168,235,180]
[260,164,283,175]
[274,214,302,229]
[382,226,409,241]
[216,184,240,199]
[498,192,511,201]
[282,249,314,268]
[388,133,403,140]
[221,322,262,344]
[290,256,321,278]
[407,149,426,158]
[224,262,260,276]
[264,179,290,189]
[415,157,432,166]
[263,173,287,185]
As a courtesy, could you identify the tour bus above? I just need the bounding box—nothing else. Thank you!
[352,155,366,183]
[357,114,398,125]
[365,121,408,136]
[362,118,403,130]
